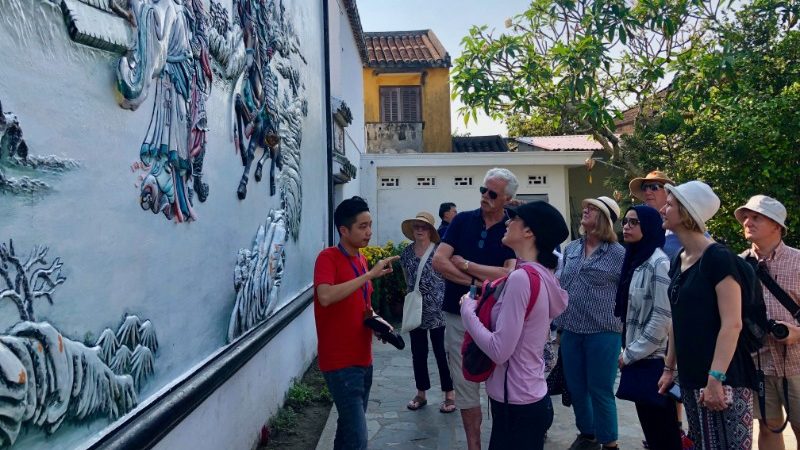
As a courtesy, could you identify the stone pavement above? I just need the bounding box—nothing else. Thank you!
[317,335,797,449]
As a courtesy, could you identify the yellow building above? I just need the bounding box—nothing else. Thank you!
[362,30,452,153]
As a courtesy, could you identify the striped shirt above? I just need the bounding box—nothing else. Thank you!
[554,238,625,334]
[741,242,800,376]
[622,248,672,364]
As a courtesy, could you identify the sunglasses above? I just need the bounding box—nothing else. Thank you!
[479,186,499,200]
[478,229,488,249]
[621,217,640,227]
[412,224,429,231]
[641,183,664,192]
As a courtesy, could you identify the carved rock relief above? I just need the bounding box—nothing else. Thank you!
[0,100,79,196]
[0,241,158,447]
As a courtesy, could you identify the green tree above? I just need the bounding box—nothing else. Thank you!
[452,0,719,167]
[504,110,576,137]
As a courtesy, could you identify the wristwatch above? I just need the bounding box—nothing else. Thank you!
[708,370,727,382]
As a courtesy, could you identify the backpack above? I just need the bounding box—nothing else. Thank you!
[461,265,541,382]
[678,243,769,354]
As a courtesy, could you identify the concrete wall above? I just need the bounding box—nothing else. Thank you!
[363,68,452,153]
[360,152,593,247]
[328,0,366,204]
[0,0,326,448]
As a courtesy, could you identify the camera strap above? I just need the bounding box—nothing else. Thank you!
[745,254,800,320]
[756,348,791,433]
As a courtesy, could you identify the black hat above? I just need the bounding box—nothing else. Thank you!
[507,201,569,252]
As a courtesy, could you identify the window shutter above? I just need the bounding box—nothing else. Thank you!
[401,87,420,121]
[380,88,399,122]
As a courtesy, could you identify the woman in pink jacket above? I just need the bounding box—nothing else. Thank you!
[461,201,570,450]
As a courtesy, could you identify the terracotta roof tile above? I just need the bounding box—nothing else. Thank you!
[364,30,451,68]
[515,135,616,151]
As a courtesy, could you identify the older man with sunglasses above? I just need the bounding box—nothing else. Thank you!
[432,167,518,450]
[629,171,682,259]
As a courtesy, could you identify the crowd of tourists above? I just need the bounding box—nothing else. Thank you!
[312,167,799,450]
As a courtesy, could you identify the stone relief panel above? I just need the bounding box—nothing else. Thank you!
[0,0,324,447]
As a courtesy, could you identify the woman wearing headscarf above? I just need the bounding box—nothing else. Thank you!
[399,212,455,413]
[554,196,625,450]
[614,205,682,450]
[657,181,756,449]
[460,201,569,450]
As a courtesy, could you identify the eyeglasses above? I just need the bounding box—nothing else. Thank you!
[621,218,640,227]
[478,229,488,249]
[412,224,429,231]
[479,186,499,200]
[641,183,664,192]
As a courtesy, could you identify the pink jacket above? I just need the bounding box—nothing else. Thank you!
[461,262,568,404]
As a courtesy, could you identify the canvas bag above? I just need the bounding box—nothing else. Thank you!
[401,243,435,333]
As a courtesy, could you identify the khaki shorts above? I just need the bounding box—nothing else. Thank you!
[444,312,481,410]
[754,374,800,428]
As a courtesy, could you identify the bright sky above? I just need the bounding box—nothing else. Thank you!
[356,0,532,137]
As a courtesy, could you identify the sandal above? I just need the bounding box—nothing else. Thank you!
[439,398,456,413]
[407,395,427,411]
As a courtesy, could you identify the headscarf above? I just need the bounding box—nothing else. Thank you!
[614,205,665,322]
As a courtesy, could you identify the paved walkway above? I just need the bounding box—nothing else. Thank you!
[317,335,797,449]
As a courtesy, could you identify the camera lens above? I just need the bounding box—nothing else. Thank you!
[769,320,790,340]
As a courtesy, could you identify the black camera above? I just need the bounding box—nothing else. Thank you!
[767,319,790,339]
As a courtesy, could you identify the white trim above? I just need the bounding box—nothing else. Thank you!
[362,151,593,168]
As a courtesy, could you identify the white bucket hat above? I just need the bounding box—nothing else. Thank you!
[734,195,787,231]
[665,181,720,232]
[581,196,621,228]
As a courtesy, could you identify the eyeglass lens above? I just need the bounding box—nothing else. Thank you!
[642,183,663,192]
[622,218,640,227]
[479,186,498,200]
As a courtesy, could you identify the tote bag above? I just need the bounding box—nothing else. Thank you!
[401,243,434,333]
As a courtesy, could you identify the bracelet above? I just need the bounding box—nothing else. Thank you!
[708,370,727,382]
[663,366,677,372]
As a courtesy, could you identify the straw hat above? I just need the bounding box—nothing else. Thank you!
[665,181,720,232]
[734,195,787,231]
[401,211,440,243]
[582,196,621,228]
[628,170,675,201]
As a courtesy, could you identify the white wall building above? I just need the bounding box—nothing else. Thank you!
[360,151,594,246]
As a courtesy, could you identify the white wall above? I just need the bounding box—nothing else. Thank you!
[360,152,592,246]
[328,0,365,204]
[0,0,326,448]
[150,304,317,450]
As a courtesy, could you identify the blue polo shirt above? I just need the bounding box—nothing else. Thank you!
[441,208,516,314]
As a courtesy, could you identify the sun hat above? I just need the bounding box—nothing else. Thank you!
[507,201,569,252]
[664,181,720,232]
[582,196,621,228]
[401,211,440,243]
[628,170,675,201]
[734,195,787,231]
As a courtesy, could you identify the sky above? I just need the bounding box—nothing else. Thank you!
[356,0,532,137]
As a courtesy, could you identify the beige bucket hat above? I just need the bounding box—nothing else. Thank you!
[629,170,675,201]
[401,211,440,243]
[734,195,787,231]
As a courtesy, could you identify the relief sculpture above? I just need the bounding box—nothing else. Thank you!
[0,100,78,196]
[116,0,213,222]
[0,241,158,447]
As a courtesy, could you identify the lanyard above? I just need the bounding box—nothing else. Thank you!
[337,244,370,309]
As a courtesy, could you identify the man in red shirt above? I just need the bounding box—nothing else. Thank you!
[314,196,399,450]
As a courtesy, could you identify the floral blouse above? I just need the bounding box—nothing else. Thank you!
[400,243,446,329]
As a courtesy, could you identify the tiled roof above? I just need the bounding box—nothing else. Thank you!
[364,30,451,68]
[453,135,509,153]
[515,135,611,151]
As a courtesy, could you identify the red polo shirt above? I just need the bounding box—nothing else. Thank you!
[313,246,373,372]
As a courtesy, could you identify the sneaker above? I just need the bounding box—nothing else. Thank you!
[568,434,601,450]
